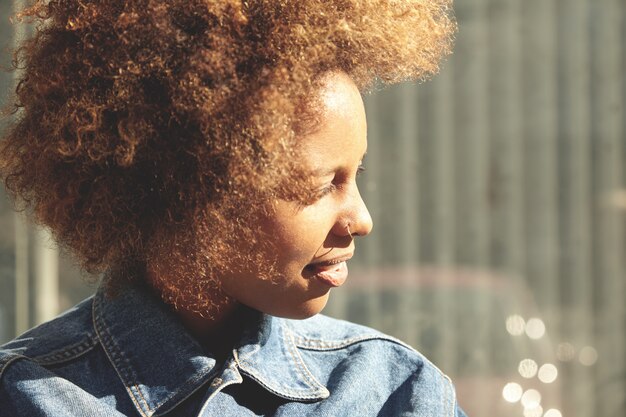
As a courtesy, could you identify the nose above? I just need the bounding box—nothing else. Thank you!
[334,186,373,238]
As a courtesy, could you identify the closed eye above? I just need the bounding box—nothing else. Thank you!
[317,182,338,198]
[313,163,365,201]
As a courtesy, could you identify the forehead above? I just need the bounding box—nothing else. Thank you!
[316,72,364,120]
[319,73,363,113]
[297,73,367,170]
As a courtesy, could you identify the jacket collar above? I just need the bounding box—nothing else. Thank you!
[92,282,328,417]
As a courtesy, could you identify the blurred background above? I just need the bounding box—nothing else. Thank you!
[0,0,624,416]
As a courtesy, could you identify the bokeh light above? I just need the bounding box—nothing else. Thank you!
[506,315,526,336]
[544,409,562,417]
[521,389,542,409]
[524,404,543,417]
[579,346,598,366]
[525,318,546,340]
[556,343,576,362]
[538,363,558,383]
[519,359,538,378]
[502,382,523,403]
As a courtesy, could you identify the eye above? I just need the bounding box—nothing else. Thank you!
[317,165,365,198]
[317,182,338,198]
[310,163,365,203]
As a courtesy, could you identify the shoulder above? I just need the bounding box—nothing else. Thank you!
[0,296,139,417]
[0,297,97,379]
[284,313,425,360]
[280,314,463,416]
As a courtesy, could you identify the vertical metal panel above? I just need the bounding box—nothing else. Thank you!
[395,84,420,346]
[418,65,456,267]
[453,0,490,267]
[419,61,457,371]
[488,0,524,276]
[521,0,560,310]
[451,5,491,416]
[556,0,595,415]
[396,85,420,265]
[486,2,528,414]
[589,1,625,415]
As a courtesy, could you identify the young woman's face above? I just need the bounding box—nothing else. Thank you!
[219,72,373,319]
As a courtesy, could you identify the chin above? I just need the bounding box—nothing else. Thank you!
[270,294,330,320]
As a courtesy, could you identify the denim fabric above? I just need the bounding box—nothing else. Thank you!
[0,284,468,416]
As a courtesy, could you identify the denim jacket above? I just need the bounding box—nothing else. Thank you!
[0,283,467,416]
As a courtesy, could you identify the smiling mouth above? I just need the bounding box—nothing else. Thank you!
[304,254,353,287]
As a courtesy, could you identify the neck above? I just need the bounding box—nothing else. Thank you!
[176,301,249,359]
[144,265,248,360]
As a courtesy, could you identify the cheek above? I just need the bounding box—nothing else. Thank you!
[269,214,331,262]
[264,199,338,265]
[272,223,318,260]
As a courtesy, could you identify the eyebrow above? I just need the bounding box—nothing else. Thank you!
[312,151,367,177]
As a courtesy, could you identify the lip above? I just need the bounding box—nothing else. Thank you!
[306,253,354,267]
[305,253,353,287]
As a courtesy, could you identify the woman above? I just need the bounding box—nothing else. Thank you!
[0,0,465,415]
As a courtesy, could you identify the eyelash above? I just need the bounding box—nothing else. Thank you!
[317,165,366,198]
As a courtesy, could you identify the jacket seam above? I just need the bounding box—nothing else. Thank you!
[92,292,153,417]
[92,289,223,416]
[292,330,455,392]
[291,333,415,352]
[282,325,328,396]
[235,368,325,401]
[233,338,328,401]
[196,372,244,416]
[153,368,224,416]
[234,351,314,400]
[30,334,99,366]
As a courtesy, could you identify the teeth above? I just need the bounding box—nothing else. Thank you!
[307,259,344,268]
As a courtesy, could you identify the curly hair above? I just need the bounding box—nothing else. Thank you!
[0,0,454,308]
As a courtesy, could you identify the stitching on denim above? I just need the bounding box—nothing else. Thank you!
[235,347,297,395]
[149,366,218,411]
[197,370,244,415]
[92,292,153,417]
[291,332,415,352]
[236,367,324,401]
[282,325,328,396]
[234,345,327,401]
[283,326,316,389]
[92,292,218,414]
[291,326,459,410]
[291,329,453,388]
[31,335,98,366]
[154,367,224,415]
